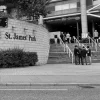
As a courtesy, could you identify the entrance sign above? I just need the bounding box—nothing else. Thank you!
[5,32,36,41]
[0,18,49,65]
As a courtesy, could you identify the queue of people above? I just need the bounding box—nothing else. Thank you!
[74,45,92,65]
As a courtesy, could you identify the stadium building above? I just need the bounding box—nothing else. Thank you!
[44,0,100,39]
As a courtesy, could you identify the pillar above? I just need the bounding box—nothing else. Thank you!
[76,22,79,40]
[92,20,95,38]
[80,0,88,38]
[38,15,43,25]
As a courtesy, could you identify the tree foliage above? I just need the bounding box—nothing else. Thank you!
[5,0,50,18]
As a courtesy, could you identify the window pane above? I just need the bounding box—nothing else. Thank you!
[62,4,69,10]
[93,0,100,5]
[70,3,77,8]
[55,5,62,11]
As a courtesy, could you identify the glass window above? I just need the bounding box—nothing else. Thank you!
[55,2,77,11]
[55,4,70,11]
[93,0,100,5]
[55,5,62,11]
[70,3,77,9]
[62,4,69,10]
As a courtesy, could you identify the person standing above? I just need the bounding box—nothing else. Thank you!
[87,46,92,65]
[94,30,99,43]
[73,36,76,43]
[74,45,79,65]
[60,32,64,43]
[66,32,70,43]
[81,46,87,65]
[78,47,83,65]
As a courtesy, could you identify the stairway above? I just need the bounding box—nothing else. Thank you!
[47,44,72,64]
[47,42,100,64]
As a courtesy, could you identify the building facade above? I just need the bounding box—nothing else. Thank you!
[44,0,100,39]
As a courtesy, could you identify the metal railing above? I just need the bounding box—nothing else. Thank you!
[60,39,73,63]
[65,43,74,63]
[74,37,87,50]
[88,36,97,51]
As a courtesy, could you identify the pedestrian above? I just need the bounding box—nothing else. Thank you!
[73,36,76,43]
[60,32,64,43]
[94,30,99,43]
[81,46,87,65]
[87,46,92,65]
[74,45,79,65]
[66,32,70,43]
[78,46,83,65]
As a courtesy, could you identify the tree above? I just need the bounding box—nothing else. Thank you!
[5,0,51,19]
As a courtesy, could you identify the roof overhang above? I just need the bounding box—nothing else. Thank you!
[43,10,99,20]
[43,13,81,20]
[44,3,100,20]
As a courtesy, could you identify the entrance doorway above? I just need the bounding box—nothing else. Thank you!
[45,16,82,40]
[87,15,100,38]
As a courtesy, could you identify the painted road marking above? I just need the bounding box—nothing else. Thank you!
[0,89,68,91]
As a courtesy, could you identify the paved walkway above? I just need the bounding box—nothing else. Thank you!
[0,63,100,85]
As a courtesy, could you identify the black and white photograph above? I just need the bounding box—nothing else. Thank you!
[0,0,100,99]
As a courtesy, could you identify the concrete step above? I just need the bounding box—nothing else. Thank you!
[47,58,72,64]
[49,49,64,52]
[48,43,100,64]
[48,52,72,64]
[50,44,64,52]
[49,52,68,56]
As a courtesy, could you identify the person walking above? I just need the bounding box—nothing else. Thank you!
[74,45,79,65]
[81,46,87,65]
[87,46,92,65]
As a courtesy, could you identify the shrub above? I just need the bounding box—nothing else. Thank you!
[0,48,38,68]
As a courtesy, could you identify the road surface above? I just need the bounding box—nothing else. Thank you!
[0,85,100,100]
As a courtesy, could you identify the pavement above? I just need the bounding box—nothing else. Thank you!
[0,63,100,85]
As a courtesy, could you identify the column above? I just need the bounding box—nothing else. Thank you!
[76,21,79,40]
[80,0,88,38]
[92,20,95,38]
[38,15,43,25]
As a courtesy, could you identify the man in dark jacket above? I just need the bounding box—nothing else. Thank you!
[74,45,79,65]
[87,46,92,65]
[81,46,87,65]
[78,47,83,65]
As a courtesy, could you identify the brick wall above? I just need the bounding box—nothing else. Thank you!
[0,18,50,65]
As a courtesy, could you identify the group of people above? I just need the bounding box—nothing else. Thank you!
[60,32,76,43]
[74,45,92,65]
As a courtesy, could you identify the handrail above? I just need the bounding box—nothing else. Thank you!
[74,37,81,46]
[65,43,74,64]
[60,39,73,63]
[74,37,87,50]
[88,36,97,51]
[74,37,86,48]
[60,38,66,52]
